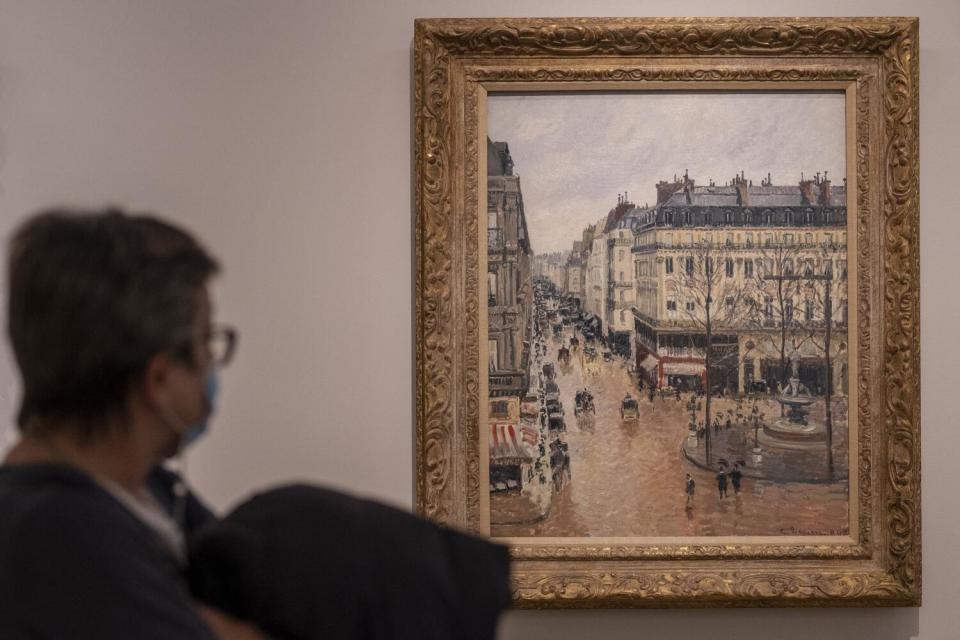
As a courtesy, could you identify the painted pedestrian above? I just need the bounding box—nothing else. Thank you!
[685,473,695,510]
[730,463,743,495]
[716,467,728,499]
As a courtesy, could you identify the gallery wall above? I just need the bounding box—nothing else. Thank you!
[0,1,956,638]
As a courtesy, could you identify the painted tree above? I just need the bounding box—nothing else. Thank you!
[793,245,849,475]
[666,240,750,466]
[743,242,807,415]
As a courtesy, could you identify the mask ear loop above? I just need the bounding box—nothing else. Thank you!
[170,428,189,530]
[173,456,189,533]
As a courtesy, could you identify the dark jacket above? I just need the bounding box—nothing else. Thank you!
[0,463,216,640]
[188,484,512,640]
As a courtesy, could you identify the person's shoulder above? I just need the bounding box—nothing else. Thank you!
[0,465,142,551]
[0,467,215,639]
[0,464,174,581]
[0,463,108,516]
[0,466,158,612]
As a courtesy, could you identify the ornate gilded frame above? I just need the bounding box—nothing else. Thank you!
[414,17,919,608]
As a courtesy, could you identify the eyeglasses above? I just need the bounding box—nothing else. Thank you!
[207,324,238,367]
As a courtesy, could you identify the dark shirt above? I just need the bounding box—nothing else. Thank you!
[0,463,216,640]
[730,469,743,486]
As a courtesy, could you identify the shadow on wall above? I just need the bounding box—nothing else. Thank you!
[498,606,919,640]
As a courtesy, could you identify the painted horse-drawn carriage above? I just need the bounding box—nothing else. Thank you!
[574,389,595,417]
[620,395,639,421]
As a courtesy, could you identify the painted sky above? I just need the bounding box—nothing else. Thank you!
[487,92,846,255]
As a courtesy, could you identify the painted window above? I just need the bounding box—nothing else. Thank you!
[490,399,509,417]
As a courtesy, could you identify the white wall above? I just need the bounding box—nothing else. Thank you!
[0,1,956,638]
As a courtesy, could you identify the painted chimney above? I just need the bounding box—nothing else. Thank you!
[681,169,695,204]
[656,177,683,205]
[799,174,815,206]
[818,171,833,206]
[735,175,749,206]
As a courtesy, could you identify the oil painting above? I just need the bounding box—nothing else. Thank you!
[486,92,851,538]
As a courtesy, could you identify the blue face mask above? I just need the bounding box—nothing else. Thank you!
[182,368,219,447]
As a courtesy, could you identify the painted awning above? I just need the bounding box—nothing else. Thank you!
[519,423,539,447]
[490,423,533,465]
[638,355,659,372]
[662,361,706,377]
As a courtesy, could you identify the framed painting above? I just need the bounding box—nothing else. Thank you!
[413,17,919,608]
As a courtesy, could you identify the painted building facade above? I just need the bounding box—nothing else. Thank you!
[631,171,849,395]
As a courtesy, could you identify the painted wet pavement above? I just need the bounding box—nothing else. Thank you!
[491,327,850,538]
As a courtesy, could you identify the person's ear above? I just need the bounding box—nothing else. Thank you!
[140,352,177,410]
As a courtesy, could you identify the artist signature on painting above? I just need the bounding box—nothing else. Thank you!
[779,527,850,536]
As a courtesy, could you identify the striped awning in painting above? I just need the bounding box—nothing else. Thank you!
[490,423,532,466]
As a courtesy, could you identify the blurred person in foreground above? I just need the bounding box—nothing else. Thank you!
[0,208,511,640]
[0,208,262,638]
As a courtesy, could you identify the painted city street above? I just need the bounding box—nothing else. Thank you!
[490,312,849,538]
